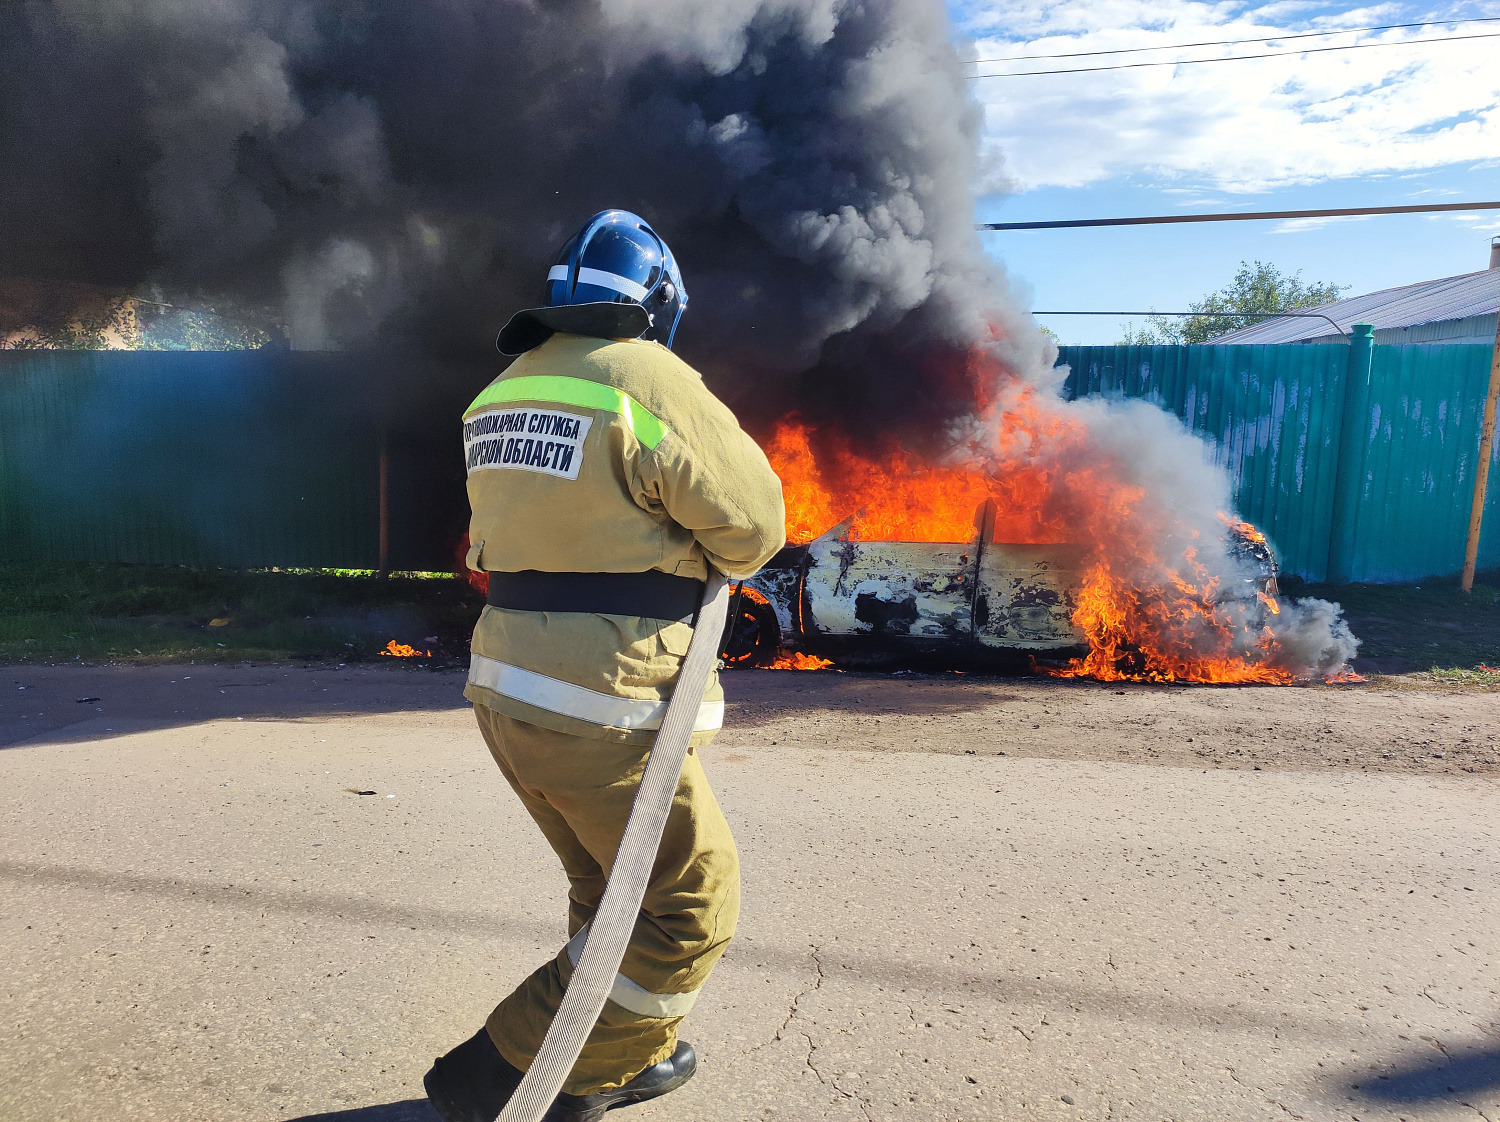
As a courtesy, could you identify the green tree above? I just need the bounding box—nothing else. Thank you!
[1119,261,1347,345]
[3,293,276,350]
[4,295,140,350]
[137,303,275,350]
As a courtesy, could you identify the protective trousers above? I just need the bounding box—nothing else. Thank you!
[473,703,740,1095]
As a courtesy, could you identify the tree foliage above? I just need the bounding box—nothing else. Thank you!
[2,298,275,350]
[1,293,140,350]
[137,303,275,350]
[1119,261,1347,346]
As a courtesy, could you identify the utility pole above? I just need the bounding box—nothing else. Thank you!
[1460,309,1500,592]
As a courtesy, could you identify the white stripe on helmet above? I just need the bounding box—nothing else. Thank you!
[544,263,650,303]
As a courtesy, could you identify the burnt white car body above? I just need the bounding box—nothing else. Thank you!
[721,506,1277,668]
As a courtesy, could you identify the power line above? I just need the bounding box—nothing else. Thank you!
[977,200,1500,230]
[967,30,1500,77]
[965,15,1500,64]
[1032,310,1349,336]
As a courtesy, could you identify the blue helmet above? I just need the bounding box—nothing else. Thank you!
[497,209,689,356]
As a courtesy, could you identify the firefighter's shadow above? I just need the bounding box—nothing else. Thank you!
[1348,1044,1500,1104]
[0,662,470,749]
[284,1100,437,1122]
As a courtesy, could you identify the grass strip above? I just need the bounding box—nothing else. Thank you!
[0,562,484,665]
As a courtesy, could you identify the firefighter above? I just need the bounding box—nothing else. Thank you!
[424,210,786,1122]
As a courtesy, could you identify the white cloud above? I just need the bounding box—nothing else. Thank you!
[953,1,1500,191]
[1444,212,1500,232]
[1271,213,1375,232]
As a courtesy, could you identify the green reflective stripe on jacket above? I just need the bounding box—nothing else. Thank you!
[466,375,669,450]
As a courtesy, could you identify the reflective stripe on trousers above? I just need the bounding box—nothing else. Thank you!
[564,923,701,1019]
[468,653,724,733]
[475,706,740,1094]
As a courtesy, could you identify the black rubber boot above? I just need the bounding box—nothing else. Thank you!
[542,1041,697,1122]
[424,1027,525,1122]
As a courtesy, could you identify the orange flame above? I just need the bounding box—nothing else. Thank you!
[766,651,835,670]
[455,533,489,595]
[763,386,1085,545]
[725,585,831,669]
[1046,561,1294,684]
[1325,669,1368,683]
[380,640,429,658]
[760,345,1325,684]
[1225,517,1267,545]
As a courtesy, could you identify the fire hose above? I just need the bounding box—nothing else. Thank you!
[497,570,732,1122]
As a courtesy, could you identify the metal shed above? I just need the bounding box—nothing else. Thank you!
[1213,247,1500,348]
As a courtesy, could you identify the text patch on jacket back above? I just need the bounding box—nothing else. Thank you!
[464,408,592,480]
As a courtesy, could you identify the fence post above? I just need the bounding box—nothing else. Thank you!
[1326,323,1375,584]
[378,429,390,575]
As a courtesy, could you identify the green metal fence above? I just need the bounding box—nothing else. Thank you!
[1346,343,1499,582]
[1059,332,1500,582]
[3,341,1495,583]
[1,351,400,570]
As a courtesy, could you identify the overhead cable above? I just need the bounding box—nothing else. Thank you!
[967,30,1500,77]
[977,200,1500,230]
[1030,310,1349,336]
[964,15,1500,64]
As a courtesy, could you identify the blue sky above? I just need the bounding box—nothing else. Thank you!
[948,0,1500,343]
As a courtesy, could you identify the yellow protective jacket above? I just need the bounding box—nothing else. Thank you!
[461,332,786,746]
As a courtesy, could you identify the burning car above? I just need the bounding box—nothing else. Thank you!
[721,500,1278,670]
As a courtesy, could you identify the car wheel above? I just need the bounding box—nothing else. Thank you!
[720,591,782,667]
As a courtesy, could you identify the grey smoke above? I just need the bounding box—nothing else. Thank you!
[1269,597,1360,679]
[971,391,1359,679]
[1081,398,1360,678]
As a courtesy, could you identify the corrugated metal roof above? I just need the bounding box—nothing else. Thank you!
[1212,267,1500,344]
[1275,315,1499,348]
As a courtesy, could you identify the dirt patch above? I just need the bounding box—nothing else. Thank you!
[5,658,1496,780]
[716,668,1500,777]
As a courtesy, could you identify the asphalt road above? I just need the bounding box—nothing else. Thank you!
[1,664,1496,1121]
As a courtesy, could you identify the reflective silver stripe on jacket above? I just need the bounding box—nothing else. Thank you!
[467,654,724,732]
[564,923,702,1019]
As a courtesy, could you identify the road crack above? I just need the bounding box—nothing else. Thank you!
[746,944,824,1055]
[1230,1063,1304,1120]
[801,1031,874,1122]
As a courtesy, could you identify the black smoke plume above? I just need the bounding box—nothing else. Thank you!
[0,0,1037,443]
[0,1,1362,678]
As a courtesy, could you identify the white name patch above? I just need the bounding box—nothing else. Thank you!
[463,407,592,480]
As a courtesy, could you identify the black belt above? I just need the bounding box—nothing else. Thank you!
[486,569,706,625]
